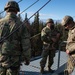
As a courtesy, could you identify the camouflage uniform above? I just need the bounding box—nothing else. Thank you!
[61,16,75,74]
[0,1,31,75]
[40,19,60,73]
[66,26,75,74]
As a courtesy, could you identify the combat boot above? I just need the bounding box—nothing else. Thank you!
[40,67,44,74]
[48,67,55,73]
[64,70,69,75]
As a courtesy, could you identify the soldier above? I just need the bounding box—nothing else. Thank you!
[0,1,31,75]
[40,18,60,74]
[61,15,75,75]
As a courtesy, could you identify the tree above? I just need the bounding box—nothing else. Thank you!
[33,12,39,34]
[39,21,44,32]
[30,12,44,57]
[23,13,32,34]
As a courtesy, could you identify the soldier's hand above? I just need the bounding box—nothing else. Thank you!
[66,50,69,54]
[24,60,30,65]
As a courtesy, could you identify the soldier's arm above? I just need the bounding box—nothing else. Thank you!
[66,29,75,55]
[41,29,52,43]
[21,25,31,63]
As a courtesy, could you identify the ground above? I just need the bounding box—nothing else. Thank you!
[20,51,75,75]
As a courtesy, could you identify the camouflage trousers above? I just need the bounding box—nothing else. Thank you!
[66,54,75,74]
[0,67,20,75]
[0,55,21,75]
[40,48,55,68]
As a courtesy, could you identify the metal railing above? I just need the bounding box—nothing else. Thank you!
[57,41,67,69]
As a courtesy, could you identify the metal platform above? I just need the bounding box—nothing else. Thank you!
[20,51,75,75]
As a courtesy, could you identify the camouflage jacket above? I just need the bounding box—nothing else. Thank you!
[0,13,31,61]
[41,26,60,48]
[66,25,75,54]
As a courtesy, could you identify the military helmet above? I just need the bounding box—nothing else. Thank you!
[46,18,54,24]
[4,1,20,12]
[61,15,73,26]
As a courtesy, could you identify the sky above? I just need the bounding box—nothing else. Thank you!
[0,0,75,22]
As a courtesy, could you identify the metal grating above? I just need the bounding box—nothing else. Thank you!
[20,51,75,75]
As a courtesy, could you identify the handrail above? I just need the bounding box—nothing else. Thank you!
[57,41,67,68]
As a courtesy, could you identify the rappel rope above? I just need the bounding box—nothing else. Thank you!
[0,0,39,28]
[0,0,39,14]
[18,0,23,3]
[0,0,51,43]
[30,33,41,39]
[19,0,39,14]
